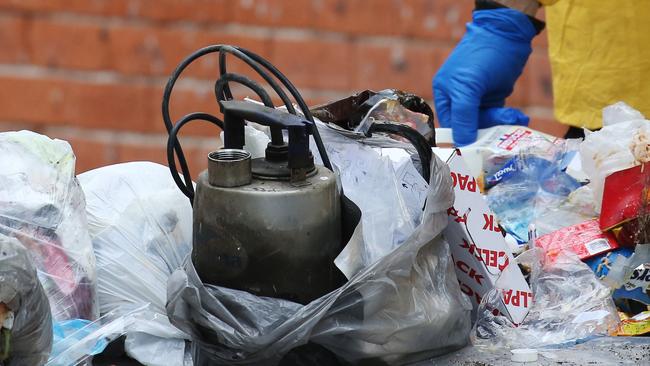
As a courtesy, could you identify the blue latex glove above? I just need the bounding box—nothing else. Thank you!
[433,9,537,146]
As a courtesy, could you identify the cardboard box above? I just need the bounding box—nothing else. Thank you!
[600,162,650,231]
[434,148,532,324]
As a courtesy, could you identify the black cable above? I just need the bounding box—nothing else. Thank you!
[368,123,433,183]
[167,112,224,202]
[218,45,297,115]
[233,47,332,170]
[213,72,284,145]
[162,44,333,199]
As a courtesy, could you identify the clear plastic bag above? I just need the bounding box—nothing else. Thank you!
[167,152,473,365]
[0,235,52,365]
[78,162,193,366]
[310,123,420,277]
[486,137,581,243]
[47,304,150,366]
[0,131,98,322]
[533,185,598,237]
[472,248,619,349]
[0,131,98,362]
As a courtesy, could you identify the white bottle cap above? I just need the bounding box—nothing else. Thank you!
[511,348,538,363]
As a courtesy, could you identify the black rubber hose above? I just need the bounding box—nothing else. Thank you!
[167,112,224,202]
[368,123,433,183]
[214,72,284,145]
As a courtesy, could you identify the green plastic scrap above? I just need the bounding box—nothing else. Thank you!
[0,328,11,362]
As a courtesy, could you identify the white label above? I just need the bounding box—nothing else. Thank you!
[585,239,612,256]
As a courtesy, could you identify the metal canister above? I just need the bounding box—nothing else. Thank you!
[192,148,342,304]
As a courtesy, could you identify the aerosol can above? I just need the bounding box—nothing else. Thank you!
[192,100,344,304]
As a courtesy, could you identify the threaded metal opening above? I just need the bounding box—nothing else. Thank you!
[209,149,251,162]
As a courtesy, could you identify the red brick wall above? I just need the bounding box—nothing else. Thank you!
[0,0,558,176]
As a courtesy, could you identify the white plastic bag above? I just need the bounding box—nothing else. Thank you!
[78,162,193,366]
[602,101,645,127]
[581,103,650,211]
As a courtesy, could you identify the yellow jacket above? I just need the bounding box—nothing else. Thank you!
[541,0,650,129]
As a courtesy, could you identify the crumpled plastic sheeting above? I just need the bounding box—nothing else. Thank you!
[486,137,581,243]
[167,154,472,365]
[78,162,192,366]
[0,235,52,365]
[533,185,598,237]
[472,249,619,349]
[0,131,97,323]
[313,122,420,277]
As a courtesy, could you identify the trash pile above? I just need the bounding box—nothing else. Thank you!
[450,102,650,355]
[0,42,648,365]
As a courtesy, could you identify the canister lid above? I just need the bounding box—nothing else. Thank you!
[511,348,538,363]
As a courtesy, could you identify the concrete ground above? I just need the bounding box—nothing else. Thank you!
[94,336,650,365]
[422,337,650,366]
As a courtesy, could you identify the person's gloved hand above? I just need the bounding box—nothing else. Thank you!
[433,8,537,146]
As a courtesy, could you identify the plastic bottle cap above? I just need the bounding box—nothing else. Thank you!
[511,348,538,363]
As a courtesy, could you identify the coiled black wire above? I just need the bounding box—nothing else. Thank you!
[162,45,332,203]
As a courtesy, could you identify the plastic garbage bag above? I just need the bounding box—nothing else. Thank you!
[309,122,420,276]
[486,138,581,243]
[78,162,192,366]
[472,248,619,349]
[0,131,97,322]
[46,304,150,366]
[602,101,646,127]
[0,235,52,366]
[167,153,472,365]
[581,103,650,211]
[0,131,98,363]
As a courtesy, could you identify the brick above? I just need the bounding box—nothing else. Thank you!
[116,140,168,166]
[28,19,111,70]
[507,62,531,108]
[528,114,567,138]
[71,82,157,131]
[438,0,473,42]
[352,42,437,98]
[402,0,473,42]
[0,76,157,131]
[152,82,222,135]
[269,37,352,91]
[0,15,28,63]
[0,77,65,124]
[56,134,114,173]
[115,138,216,178]
[26,19,270,78]
[314,0,400,36]
[527,52,553,108]
[0,0,229,23]
[0,0,127,15]
[128,0,230,23]
[532,29,549,49]
[109,24,271,78]
[230,0,312,28]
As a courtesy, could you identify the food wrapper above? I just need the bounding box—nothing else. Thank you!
[616,311,650,336]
